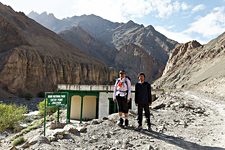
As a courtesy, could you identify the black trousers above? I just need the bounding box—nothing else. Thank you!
[116,95,128,113]
[137,103,150,126]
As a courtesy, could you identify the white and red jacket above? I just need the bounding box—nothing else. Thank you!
[113,77,131,100]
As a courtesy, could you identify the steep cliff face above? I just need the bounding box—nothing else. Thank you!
[162,40,202,76]
[0,3,116,96]
[155,32,225,95]
[115,43,165,83]
[0,47,115,94]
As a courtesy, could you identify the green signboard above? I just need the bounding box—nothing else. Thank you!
[44,92,69,136]
[46,92,68,107]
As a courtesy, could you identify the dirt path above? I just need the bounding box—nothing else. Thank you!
[183,90,225,148]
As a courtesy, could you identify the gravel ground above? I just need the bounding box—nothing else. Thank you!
[1,90,225,150]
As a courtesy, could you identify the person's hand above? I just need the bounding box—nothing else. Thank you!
[113,99,117,102]
[127,98,131,103]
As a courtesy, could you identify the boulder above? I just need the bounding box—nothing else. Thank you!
[21,135,50,148]
[63,124,79,134]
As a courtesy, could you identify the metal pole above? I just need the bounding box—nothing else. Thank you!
[66,95,70,124]
[44,98,47,136]
[80,96,84,124]
[57,107,60,123]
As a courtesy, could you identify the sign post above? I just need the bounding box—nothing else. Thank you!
[44,92,68,136]
[44,98,47,136]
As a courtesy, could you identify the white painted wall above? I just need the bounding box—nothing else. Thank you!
[58,84,137,119]
[98,92,136,118]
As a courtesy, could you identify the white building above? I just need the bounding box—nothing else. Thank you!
[57,84,136,123]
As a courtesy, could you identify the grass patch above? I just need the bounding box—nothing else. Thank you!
[11,118,44,141]
[0,104,27,132]
[12,136,26,146]
[10,115,54,142]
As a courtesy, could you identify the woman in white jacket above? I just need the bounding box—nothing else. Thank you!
[113,70,131,127]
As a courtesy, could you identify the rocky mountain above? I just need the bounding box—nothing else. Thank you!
[112,21,176,64]
[115,43,165,81]
[28,11,62,32]
[28,12,120,35]
[155,32,225,96]
[0,3,116,96]
[29,12,178,82]
[59,26,117,66]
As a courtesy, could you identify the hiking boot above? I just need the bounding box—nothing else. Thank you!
[125,119,129,127]
[147,125,152,131]
[137,125,142,130]
[117,118,124,126]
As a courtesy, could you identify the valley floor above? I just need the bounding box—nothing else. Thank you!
[1,90,225,150]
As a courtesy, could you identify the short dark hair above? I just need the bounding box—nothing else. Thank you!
[119,70,125,74]
[138,72,145,78]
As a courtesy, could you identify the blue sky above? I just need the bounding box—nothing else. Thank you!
[1,0,225,44]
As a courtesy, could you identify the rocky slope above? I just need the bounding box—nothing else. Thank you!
[154,32,225,96]
[112,21,177,64]
[29,12,178,82]
[115,43,165,81]
[0,3,116,96]
[59,26,117,66]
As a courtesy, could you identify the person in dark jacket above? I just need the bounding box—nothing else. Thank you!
[135,72,152,131]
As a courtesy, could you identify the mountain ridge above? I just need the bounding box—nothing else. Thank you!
[29,11,178,82]
[0,3,116,96]
[154,32,225,97]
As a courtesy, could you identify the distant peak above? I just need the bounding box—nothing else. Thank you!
[188,40,202,48]
[28,11,39,16]
[126,20,139,26]
[121,20,139,29]
[37,11,57,19]
[48,13,55,17]
[89,14,98,17]
[127,20,135,24]
[29,11,39,14]
[146,25,155,31]
[177,40,202,50]
[40,11,48,15]
[80,14,100,19]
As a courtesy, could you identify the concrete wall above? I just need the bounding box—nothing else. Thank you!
[99,92,110,118]
[98,92,136,118]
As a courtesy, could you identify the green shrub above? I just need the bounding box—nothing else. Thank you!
[12,136,25,146]
[38,99,57,116]
[0,104,27,132]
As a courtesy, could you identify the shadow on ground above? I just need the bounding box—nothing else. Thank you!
[125,126,225,150]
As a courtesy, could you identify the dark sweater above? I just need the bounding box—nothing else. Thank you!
[135,82,152,105]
